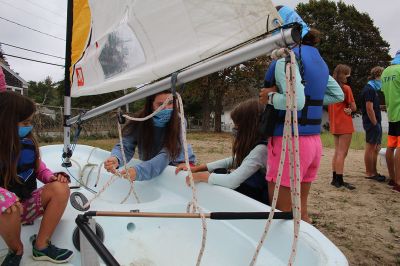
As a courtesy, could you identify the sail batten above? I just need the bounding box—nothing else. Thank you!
[70,0,281,97]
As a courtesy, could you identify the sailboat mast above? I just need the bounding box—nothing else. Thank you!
[62,0,73,167]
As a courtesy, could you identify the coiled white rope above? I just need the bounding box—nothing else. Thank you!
[250,48,301,266]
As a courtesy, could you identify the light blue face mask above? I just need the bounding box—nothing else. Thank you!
[153,109,173,127]
[368,80,382,91]
[18,126,33,138]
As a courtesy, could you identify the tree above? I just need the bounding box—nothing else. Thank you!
[28,77,59,106]
[181,55,271,132]
[296,0,391,107]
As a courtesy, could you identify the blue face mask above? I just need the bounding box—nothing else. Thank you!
[18,126,33,138]
[153,109,173,127]
[368,80,382,91]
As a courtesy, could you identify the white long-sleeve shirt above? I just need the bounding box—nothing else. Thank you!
[207,144,267,189]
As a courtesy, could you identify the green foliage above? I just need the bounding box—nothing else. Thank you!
[296,0,391,108]
[181,56,271,132]
[321,131,388,150]
[28,77,62,106]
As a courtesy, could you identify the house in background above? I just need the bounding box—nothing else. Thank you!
[0,61,28,95]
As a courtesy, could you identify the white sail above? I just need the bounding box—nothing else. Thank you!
[70,0,281,97]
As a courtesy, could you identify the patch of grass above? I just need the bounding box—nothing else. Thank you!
[320,221,337,232]
[342,242,354,251]
[396,255,400,266]
[321,132,388,150]
[386,243,395,250]
[389,226,396,234]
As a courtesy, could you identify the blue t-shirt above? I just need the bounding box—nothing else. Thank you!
[361,84,382,127]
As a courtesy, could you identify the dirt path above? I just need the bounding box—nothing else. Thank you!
[189,135,400,265]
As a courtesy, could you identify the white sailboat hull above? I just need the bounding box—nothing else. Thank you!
[0,144,348,266]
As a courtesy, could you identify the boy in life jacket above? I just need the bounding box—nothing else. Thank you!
[0,91,73,265]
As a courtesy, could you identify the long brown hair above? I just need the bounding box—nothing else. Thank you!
[123,91,181,160]
[230,99,263,168]
[0,91,39,189]
[333,64,351,87]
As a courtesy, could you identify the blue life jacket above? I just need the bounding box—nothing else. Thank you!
[264,45,329,136]
[0,138,38,200]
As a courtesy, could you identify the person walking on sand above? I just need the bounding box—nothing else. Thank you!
[329,64,357,190]
[361,66,386,182]
[381,50,400,192]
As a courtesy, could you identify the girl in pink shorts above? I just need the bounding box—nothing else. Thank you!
[0,92,73,265]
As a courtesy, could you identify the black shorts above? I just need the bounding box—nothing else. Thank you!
[388,121,400,137]
[365,123,382,145]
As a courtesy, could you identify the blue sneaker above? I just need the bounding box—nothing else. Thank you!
[1,251,22,266]
[32,236,73,263]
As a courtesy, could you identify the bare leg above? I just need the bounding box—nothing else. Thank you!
[300,182,312,223]
[332,135,340,172]
[268,181,311,223]
[372,144,380,175]
[268,181,291,212]
[35,182,70,249]
[395,148,400,186]
[386,147,395,181]
[365,143,377,176]
[334,134,352,175]
[0,209,23,255]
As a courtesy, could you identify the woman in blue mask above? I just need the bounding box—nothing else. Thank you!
[361,66,386,182]
[104,90,196,181]
[0,91,73,265]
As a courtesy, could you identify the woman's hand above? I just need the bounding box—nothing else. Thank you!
[104,156,119,173]
[51,173,70,183]
[4,200,23,214]
[120,167,136,182]
[185,172,210,186]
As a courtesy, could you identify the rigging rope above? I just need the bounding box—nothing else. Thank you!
[81,91,208,266]
[250,48,301,266]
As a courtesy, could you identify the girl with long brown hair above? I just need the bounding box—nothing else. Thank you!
[104,90,196,180]
[176,99,268,204]
[329,64,357,189]
[0,91,73,265]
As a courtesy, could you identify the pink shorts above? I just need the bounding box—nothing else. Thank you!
[20,187,45,224]
[266,135,322,187]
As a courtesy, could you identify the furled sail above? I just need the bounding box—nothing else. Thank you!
[70,0,281,97]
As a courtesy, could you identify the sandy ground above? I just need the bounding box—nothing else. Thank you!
[189,135,400,266]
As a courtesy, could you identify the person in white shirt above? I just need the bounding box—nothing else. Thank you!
[176,99,268,204]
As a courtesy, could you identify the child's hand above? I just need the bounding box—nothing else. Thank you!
[51,173,70,183]
[175,163,198,174]
[4,200,23,214]
[119,167,136,182]
[104,157,119,174]
[185,172,210,186]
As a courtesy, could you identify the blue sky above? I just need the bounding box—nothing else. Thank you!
[0,0,398,83]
